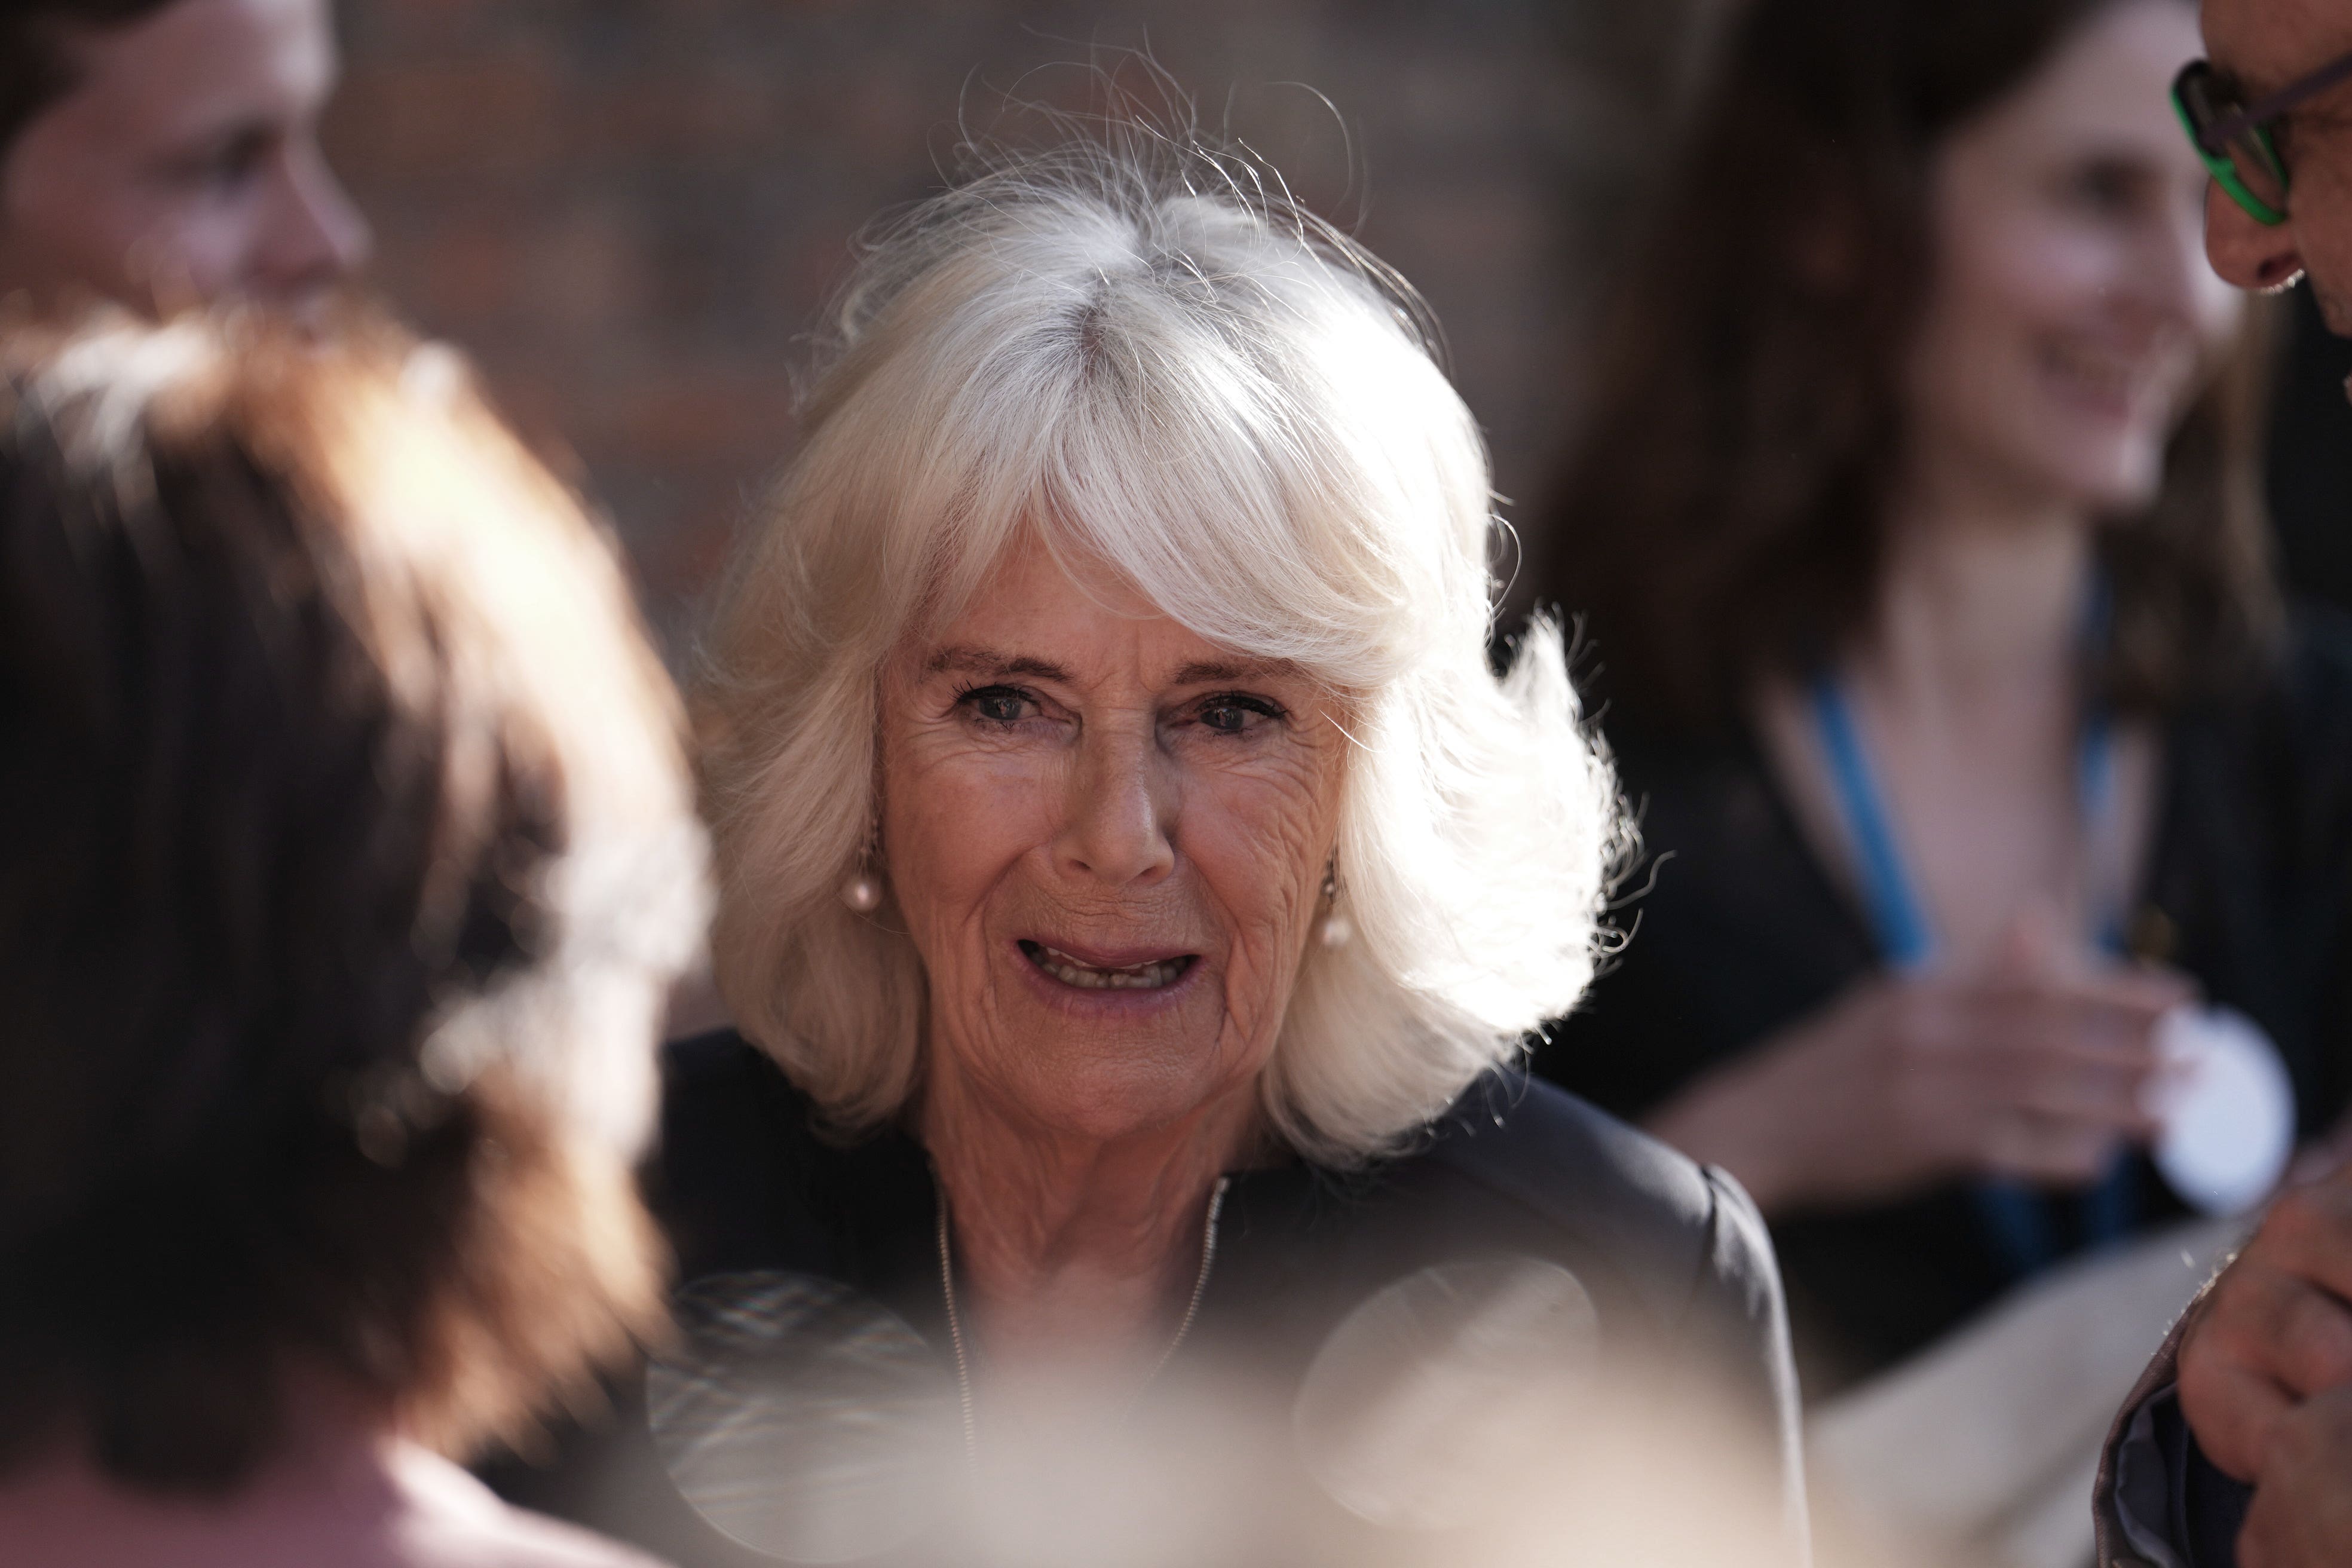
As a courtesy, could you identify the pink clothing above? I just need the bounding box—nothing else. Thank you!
[0,1425,669,1568]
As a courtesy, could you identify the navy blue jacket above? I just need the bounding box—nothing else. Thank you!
[488,1031,1809,1566]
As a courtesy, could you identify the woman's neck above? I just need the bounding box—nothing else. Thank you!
[1751,455,2151,974]
[1861,462,2094,709]
[918,1055,1255,1369]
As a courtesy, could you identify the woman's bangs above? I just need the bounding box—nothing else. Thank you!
[880,250,1440,692]
[1040,381,1408,682]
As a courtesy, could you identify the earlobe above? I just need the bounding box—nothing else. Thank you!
[1316,858,1352,950]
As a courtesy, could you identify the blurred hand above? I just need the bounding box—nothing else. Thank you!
[1646,911,2186,1214]
[2178,1169,2352,1483]
[2237,1384,2352,1568]
[2284,1104,2352,1188]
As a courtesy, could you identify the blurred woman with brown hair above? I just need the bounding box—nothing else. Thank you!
[0,306,708,1567]
[1529,0,2352,1411]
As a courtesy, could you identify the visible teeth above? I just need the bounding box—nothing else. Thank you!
[1030,944,1187,990]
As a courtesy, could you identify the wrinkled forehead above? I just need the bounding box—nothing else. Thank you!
[909,516,1142,633]
[896,522,1353,709]
[906,520,1229,659]
[893,422,1371,678]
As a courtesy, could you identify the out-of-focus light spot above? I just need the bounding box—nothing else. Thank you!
[647,1272,957,1562]
[1292,1256,1600,1530]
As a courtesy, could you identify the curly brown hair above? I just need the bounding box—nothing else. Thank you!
[1523,0,2279,728]
[0,305,705,1493]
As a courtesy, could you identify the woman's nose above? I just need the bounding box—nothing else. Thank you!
[258,137,373,299]
[2205,180,2306,292]
[1053,724,1177,888]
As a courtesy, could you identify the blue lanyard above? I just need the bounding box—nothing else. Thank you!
[1808,673,2135,1278]
[1811,680,2123,965]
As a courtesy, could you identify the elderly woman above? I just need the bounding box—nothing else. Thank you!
[500,137,1804,1567]
[0,307,706,1568]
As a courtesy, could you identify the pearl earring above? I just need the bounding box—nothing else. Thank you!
[841,869,883,914]
[1318,860,1352,950]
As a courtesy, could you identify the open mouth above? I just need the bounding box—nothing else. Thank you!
[2040,340,2163,415]
[1019,941,1196,992]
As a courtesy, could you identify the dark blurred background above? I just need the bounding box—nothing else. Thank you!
[324,0,2347,653]
[2271,289,2352,613]
[321,0,1738,648]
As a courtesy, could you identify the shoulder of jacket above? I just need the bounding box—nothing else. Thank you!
[1420,1073,1751,1319]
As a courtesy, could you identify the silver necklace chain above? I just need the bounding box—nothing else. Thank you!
[935,1174,1231,1463]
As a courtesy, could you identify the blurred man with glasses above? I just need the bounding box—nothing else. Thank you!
[2179,1,2352,322]
[0,0,369,310]
[2095,10,2352,1563]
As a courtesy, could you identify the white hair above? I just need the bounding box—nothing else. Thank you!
[701,136,1627,1164]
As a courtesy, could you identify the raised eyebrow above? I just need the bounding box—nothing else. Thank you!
[923,647,1073,682]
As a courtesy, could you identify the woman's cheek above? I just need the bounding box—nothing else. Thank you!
[1974,221,2109,332]
[1189,762,1335,980]
[886,746,1045,947]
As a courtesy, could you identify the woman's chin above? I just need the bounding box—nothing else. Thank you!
[984,1007,1258,1144]
[2010,409,2167,517]
[2072,464,2164,518]
[1000,1056,1254,1146]
[1991,445,2163,522]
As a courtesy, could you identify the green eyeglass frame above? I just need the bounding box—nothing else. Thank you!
[2173,52,2352,227]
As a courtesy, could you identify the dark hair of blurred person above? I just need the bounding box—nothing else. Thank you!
[1528,0,2352,1401]
[0,305,706,1567]
[0,0,369,309]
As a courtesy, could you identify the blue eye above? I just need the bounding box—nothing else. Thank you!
[1198,694,1284,734]
[957,685,1036,725]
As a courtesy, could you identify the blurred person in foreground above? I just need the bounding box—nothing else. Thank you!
[2091,4,2352,1564]
[491,126,1806,1568]
[0,0,369,308]
[1526,0,2352,1559]
[0,305,706,1567]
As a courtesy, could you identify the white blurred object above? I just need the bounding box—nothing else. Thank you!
[647,1273,956,1563]
[1293,1258,1600,1532]
[1810,1215,2247,1568]
[2148,1005,2295,1217]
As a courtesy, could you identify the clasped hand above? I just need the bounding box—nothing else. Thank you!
[1650,917,2188,1215]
